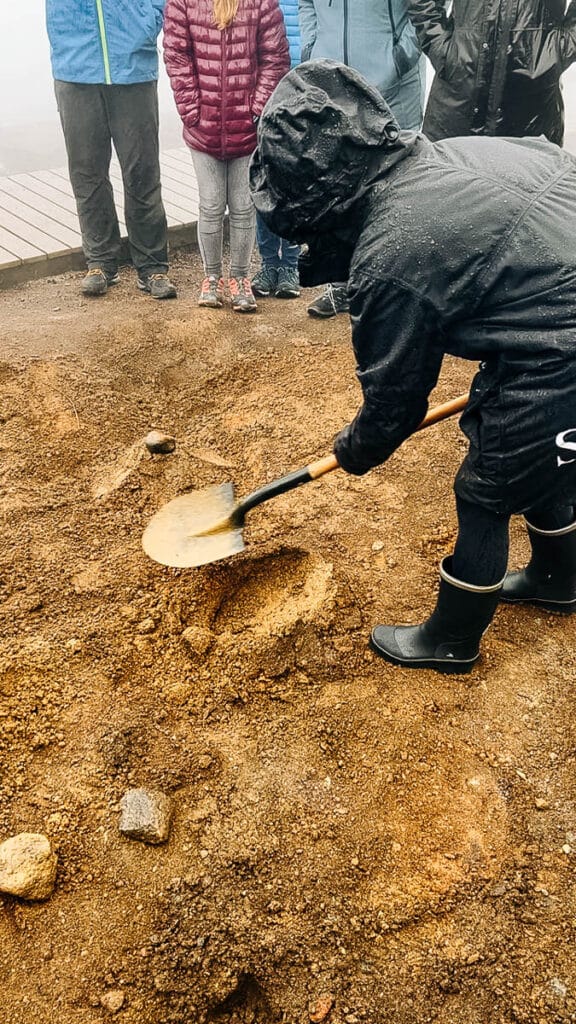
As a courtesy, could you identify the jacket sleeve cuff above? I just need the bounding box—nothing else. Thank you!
[333,424,379,476]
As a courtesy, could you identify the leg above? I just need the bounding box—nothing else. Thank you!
[252,213,281,296]
[276,235,301,299]
[106,82,169,279]
[227,156,257,312]
[54,80,121,275]
[189,149,227,278]
[278,237,301,271]
[255,214,281,269]
[452,496,510,586]
[370,497,508,673]
[226,155,256,279]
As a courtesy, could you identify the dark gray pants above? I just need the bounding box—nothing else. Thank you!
[54,80,168,277]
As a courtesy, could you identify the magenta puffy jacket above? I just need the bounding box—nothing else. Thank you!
[163,0,290,160]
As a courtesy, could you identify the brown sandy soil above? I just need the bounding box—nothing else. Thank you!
[0,250,575,1024]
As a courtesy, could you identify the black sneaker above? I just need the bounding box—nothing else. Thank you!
[251,265,278,297]
[137,273,177,299]
[81,268,119,296]
[275,267,300,299]
[307,284,349,318]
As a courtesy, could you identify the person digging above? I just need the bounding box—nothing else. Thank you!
[249,60,576,674]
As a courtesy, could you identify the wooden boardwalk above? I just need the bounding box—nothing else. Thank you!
[0,147,199,289]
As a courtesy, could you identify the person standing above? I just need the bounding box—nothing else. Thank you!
[251,0,302,301]
[163,0,289,313]
[408,0,576,145]
[299,0,425,318]
[46,0,177,299]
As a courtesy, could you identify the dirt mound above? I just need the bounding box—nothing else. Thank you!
[0,253,575,1024]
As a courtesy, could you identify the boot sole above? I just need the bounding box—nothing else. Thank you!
[369,635,477,674]
[307,308,342,319]
[276,291,301,299]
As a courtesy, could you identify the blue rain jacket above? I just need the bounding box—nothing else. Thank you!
[46,0,165,84]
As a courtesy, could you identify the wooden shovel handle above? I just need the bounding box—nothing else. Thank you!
[306,391,470,480]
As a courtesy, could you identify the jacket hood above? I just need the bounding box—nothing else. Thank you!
[250,60,418,243]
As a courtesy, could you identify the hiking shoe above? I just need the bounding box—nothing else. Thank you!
[275,266,300,299]
[229,277,257,313]
[307,284,349,318]
[252,265,278,297]
[137,273,177,299]
[198,275,225,308]
[81,268,119,296]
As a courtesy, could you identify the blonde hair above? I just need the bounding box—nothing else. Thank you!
[213,0,239,29]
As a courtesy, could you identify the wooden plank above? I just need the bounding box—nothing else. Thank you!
[0,207,70,256]
[27,169,76,199]
[164,148,191,165]
[158,166,199,200]
[0,177,81,233]
[0,245,22,268]
[0,191,82,248]
[11,172,79,215]
[0,225,45,261]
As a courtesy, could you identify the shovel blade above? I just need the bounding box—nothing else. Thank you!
[142,482,244,568]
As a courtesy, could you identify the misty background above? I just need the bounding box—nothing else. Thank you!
[1,2,576,176]
[0,0,183,175]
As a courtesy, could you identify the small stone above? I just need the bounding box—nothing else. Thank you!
[119,789,173,845]
[136,617,156,635]
[181,625,213,655]
[371,541,384,552]
[100,989,125,1013]
[309,993,335,1022]
[144,430,176,455]
[549,978,567,999]
[0,833,58,900]
[535,798,550,810]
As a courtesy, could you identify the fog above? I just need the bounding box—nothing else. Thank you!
[0,0,182,174]
[1,3,576,175]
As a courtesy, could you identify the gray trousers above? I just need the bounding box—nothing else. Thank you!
[54,80,168,277]
[189,149,255,279]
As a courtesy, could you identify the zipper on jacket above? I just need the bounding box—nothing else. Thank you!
[343,0,349,65]
[221,29,228,158]
[387,0,399,46]
[95,0,112,84]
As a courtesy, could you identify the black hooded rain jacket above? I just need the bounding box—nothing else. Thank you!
[407,0,576,144]
[250,60,576,515]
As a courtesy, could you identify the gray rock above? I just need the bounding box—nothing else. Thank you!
[119,789,173,845]
[0,833,58,900]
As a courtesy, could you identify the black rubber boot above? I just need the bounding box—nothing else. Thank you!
[370,557,503,674]
[501,518,576,613]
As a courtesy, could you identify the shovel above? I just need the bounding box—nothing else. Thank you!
[142,392,469,569]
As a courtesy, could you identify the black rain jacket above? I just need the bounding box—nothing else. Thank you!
[250,60,576,514]
[407,0,576,145]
